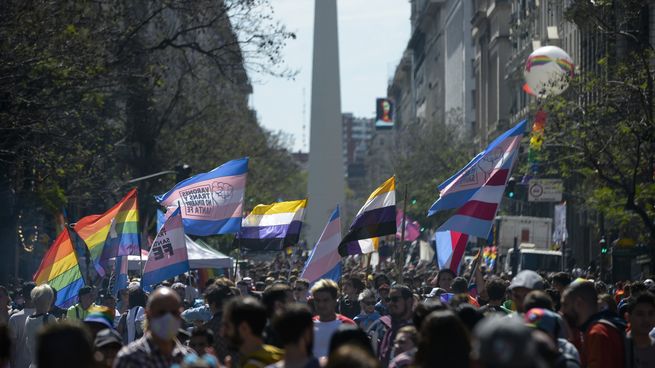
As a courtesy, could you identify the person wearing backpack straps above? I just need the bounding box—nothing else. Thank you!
[24,284,57,367]
[561,279,626,368]
[624,292,655,368]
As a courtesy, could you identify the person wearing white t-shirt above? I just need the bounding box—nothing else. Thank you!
[9,283,36,368]
[24,284,57,368]
[310,279,355,358]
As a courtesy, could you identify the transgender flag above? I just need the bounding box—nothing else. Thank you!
[156,158,248,236]
[141,207,189,289]
[428,120,527,238]
[301,206,342,283]
[435,230,468,272]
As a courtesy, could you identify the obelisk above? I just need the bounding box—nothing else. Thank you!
[306,0,344,244]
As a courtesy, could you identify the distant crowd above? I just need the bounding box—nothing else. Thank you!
[1,260,654,368]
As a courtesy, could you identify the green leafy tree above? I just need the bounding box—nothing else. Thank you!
[540,1,655,254]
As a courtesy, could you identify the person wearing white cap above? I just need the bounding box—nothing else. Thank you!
[508,270,544,313]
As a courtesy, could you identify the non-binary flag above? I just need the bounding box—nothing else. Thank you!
[435,230,469,272]
[338,177,396,256]
[156,158,248,236]
[33,229,85,308]
[428,120,527,238]
[74,189,140,276]
[238,199,307,251]
[141,207,189,289]
[395,210,420,242]
[301,206,342,284]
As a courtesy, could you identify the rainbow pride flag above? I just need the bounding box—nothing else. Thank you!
[74,189,140,276]
[33,228,85,308]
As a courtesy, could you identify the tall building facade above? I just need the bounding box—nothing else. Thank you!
[388,0,475,139]
[471,0,512,149]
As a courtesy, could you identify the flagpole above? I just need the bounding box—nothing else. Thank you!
[397,184,408,276]
[233,237,241,282]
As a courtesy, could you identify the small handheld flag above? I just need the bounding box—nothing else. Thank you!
[396,210,420,242]
[338,177,396,256]
[141,207,189,289]
[301,206,342,284]
[156,158,248,236]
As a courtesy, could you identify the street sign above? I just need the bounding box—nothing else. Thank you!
[528,179,563,202]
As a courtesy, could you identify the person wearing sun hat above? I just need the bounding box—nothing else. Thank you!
[85,305,117,340]
[507,270,544,313]
[524,308,581,367]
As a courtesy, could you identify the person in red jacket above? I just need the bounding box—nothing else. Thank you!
[561,280,625,368]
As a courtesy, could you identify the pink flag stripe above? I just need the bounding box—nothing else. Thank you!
[143,250,189,271]
[160,176,246,206]
[456,201,499,221]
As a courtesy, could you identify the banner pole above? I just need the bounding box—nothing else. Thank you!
[397,183,408,276]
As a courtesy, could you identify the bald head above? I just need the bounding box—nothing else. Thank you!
[146,287,182,317]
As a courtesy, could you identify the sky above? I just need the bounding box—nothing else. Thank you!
[250,0,411,152]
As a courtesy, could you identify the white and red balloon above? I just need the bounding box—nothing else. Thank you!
[523,46,574,98]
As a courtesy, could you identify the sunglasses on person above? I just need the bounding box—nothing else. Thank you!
[294,287,307,292]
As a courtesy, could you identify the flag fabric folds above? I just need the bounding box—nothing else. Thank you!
[338,177,396,256]
[155,158,248,236]
[301,207,342,284]
[428,120,527,238]
[238,199,307,251]
[396,210,421,242]
[111,256,129,296]
[435,230,468,272]
[141,207,189,289]
[74,189,140,276]
[33,229,85,308]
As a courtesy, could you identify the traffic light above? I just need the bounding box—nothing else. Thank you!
[600,236,608,254]
[411,198,417,205]
[505,177,516,198]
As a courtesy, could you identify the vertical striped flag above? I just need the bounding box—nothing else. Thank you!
[435,230,469,272]
[141,207,189,289]
[338,177,396,256]
[112,255,129,296]
[428,120,527,238]
[155,158,248,236]
[301,206,342,284]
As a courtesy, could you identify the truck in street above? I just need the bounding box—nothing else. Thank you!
[494,216,562,274]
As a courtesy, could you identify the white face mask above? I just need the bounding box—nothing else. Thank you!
[150,313,181,340]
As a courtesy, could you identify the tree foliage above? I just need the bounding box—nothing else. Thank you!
[541,0,655,245]
[0,0,302,276]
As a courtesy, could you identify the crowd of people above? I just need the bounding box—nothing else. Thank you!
[0,260,654,368]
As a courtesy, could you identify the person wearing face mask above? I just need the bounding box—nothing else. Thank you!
[114,287,191,368]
